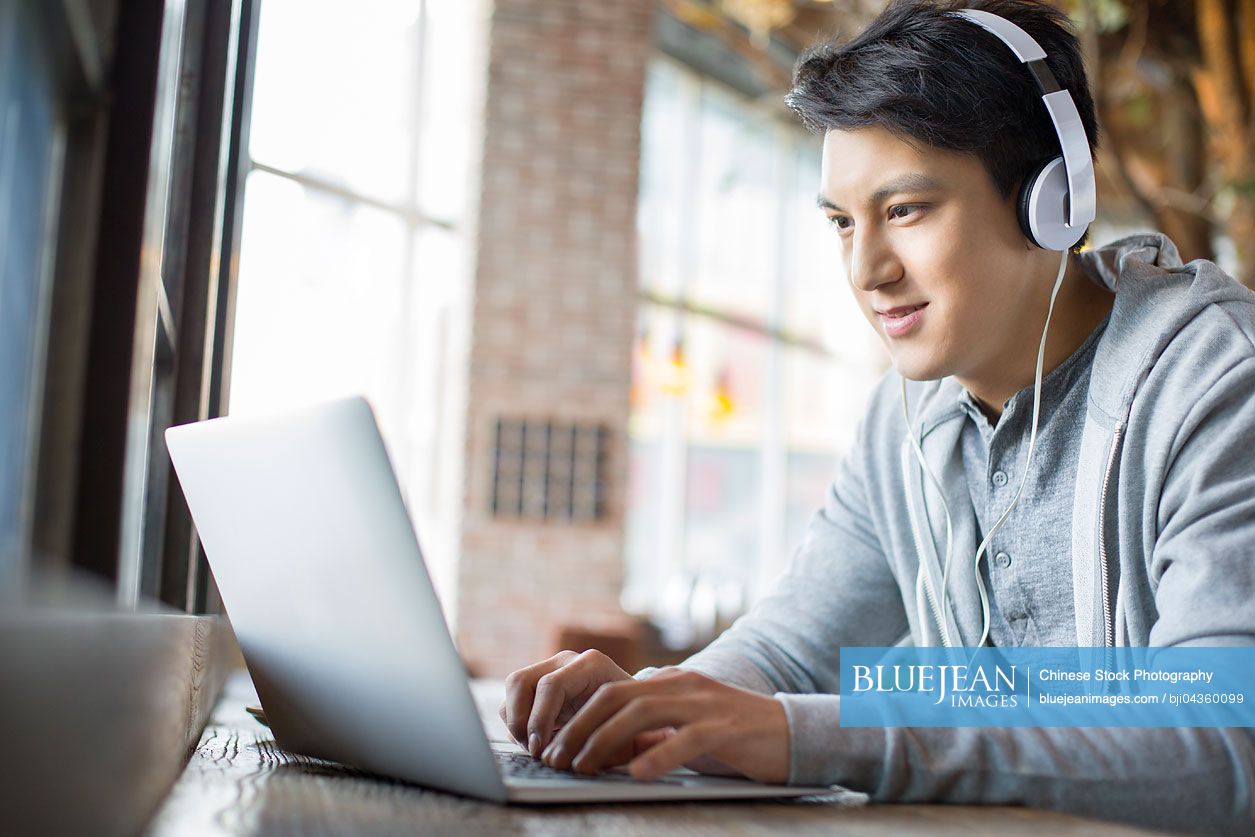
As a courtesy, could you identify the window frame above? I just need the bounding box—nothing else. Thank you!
[13,0,261,613]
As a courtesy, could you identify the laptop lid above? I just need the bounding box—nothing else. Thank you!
[165,397,507,802]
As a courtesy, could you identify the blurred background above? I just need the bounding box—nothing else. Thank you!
[3,0,1253,682]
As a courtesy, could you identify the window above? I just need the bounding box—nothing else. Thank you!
[0,0,64,589]
[0,0,263,612]
[623,58,887,647]
[227,0,481,610]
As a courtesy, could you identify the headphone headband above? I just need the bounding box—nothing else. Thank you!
[949,9,1096,246]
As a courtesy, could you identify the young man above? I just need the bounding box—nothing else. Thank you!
[499,1,1255,832]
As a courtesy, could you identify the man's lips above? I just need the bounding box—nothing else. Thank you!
[876,302,928,339]
[875,302,928,318]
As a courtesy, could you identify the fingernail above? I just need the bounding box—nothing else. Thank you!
[528,733,540,757]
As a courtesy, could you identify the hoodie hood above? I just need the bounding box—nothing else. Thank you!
[1075,232,1250,426]
[1076,231,1184,293]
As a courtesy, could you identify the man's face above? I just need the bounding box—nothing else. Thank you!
[818,126,1041,387]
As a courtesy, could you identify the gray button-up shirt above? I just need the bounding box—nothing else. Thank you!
[957,313,1111,646]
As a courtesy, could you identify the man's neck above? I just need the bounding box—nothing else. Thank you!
[963,253,1114,421]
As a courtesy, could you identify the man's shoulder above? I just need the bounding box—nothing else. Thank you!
[1132,301,1255,415]
[1089,244,1254,419]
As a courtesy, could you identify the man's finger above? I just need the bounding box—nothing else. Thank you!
[502,651,576,746]
[545,676,685,770]
[527,651,605,755]
[571,695,695,774]
[632,727,675,757]
[627,724,721,781]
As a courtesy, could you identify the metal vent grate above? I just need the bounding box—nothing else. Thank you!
[490,418,609,522]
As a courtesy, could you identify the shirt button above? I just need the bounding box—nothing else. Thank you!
[992,470,1009,487]
[994,551,1012,568]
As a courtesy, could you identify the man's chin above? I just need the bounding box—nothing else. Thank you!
[890,355,950,383]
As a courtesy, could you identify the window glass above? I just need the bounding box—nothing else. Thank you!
[229,171,409,435]
[248,0,423,205]
[0,3,60,582]
[687,85,777,320]
[416,0,478,221]
[229,0,476,615]
[638,60,692,300]
[623,58,888,639]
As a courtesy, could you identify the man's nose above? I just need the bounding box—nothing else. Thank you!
[847,228,903,292]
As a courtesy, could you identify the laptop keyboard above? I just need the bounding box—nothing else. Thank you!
[494,749,681,784]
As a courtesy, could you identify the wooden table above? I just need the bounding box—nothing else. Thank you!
[145,671,1164,836]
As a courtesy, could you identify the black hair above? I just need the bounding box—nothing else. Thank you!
[786,0,1099,251]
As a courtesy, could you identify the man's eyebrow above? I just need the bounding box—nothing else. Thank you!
[816,172,944,212]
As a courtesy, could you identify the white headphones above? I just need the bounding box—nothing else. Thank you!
[953,8,1096,251]
[901,8,1094,647]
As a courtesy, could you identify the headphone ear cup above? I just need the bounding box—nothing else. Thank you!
[1017,158,1058,248]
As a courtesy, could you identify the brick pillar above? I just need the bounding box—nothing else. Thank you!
[456,0,654,676]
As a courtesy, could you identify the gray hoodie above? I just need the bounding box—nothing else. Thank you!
[638,233,1255,835]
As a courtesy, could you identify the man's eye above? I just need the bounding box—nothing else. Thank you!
[889,204,920,219]
[827,215,851,231]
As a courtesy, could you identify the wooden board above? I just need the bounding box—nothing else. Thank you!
[0,612,233,837]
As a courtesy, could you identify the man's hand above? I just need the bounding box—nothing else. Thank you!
[540,667,790,784]
[498,649,635,758]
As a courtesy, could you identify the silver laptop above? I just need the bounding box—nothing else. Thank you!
[165,397,830,803]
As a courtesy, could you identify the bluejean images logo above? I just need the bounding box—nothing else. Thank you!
[851,661,1020,708]
[839,647,1255,728]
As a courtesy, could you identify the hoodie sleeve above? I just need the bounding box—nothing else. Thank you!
[1147,352,1255,647]
[778,707,1254,835]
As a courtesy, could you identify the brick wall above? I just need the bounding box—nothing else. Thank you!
[456,0,654,676]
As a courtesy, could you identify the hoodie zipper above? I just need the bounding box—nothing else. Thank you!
[1097,423,1124,648]
[916,528,952,648]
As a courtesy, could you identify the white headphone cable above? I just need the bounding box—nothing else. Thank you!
[901,379,957,646]
[901,248,1070,647]
[969,247,1070,647]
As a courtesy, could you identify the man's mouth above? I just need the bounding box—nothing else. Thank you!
[876,302,928,338]
[877,303,928,318]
